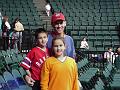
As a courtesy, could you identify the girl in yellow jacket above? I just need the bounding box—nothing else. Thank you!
[40,36,79,90]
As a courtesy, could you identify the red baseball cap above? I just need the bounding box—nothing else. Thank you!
[51,12,65,24]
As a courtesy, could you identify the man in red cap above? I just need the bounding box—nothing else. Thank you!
[47,12,76,59]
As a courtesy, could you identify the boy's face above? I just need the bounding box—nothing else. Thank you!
[37,32,48,47]
[53,20,66,34]
[53,39,66,57]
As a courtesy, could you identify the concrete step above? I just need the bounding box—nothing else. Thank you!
[40,15,51,19]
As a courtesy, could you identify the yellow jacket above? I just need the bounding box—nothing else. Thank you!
[40,56,79,90]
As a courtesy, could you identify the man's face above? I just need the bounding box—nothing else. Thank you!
[53,20,66,34]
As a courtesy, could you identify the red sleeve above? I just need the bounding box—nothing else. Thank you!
[20,48,35,70]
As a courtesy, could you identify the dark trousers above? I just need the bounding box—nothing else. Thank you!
[2,37,9,50]
[32,80,40,90]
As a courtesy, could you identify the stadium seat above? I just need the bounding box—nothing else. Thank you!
[18,67,26,77]
[0,58,5,74]
[0,75,10,90]
[17,54,24,63]
[1,50,7,57]
[11,69,31,90]
[3,71,20,90]
[4,56,18,70]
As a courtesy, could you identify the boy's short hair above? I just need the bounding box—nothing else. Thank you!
[35,28,47,39]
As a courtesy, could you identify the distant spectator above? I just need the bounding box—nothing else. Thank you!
[12,18,24,51]
[80,37,89,50]
[114,47,120,70]
[1,16,11,50]
[104,47,115,63]
[45,3,51,16]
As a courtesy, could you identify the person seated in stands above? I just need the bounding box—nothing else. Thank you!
[114,47,120,70]
[104,47,115,63]
[80,37,89,50]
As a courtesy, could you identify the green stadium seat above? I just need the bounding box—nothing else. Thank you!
[3,71,19,90]
[94,16,101,22]
[96,36,104,41]
[70,31,79,36]
[95,21,102,25]
[16,54,23,63]
[0,61,4,74]
[102,21,109,26]
[11,69,31,90]
[94,26,101,30]
[29,22,36,26]
[16,8,24,12]
[110,30,118,35]
[79,31,87,36]
[0,75,10,90]
[4,56,18,70]
[87,26,94,31]
[103,41,112,48]
[12,12,20,16]
[104,35,112,41]
[112,41,120,48]
[87,30,95,36]
[80,26,87,30]
[88,21,95,25]
[95,31,103,36]
[1,50,7,57]
[72,36,80,40]
[66,26,73,33]
[11,55,19,64]
[109,21,117,25]
[96,47,105,51]
[18,67,26,77]
[112,36,119,41]
[109,26,116,30]
[88,17,94,22]
[80,17,87,21]
[108,17,115,21]
[94,41,103,47]
[87,36,96,42]
[107,9,114,13]
[114,13,120,17]
[108,13,114,17]
[101,12,108,17]
[19,12,26,16]
[67,18,74,26]
[88,41,94,47]
[81,21,88,26]
[5,11,13,16]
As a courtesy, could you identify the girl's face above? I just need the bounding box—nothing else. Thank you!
[53,20,66,34]
[37,32,48,47]
[53,39,66,57]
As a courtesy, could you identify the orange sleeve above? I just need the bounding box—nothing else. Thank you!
[72,63,79,90]
[40,60,50,90]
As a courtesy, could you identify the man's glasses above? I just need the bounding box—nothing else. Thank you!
[54,21,63,25]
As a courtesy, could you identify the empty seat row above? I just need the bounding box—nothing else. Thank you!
[0,68,31,90]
